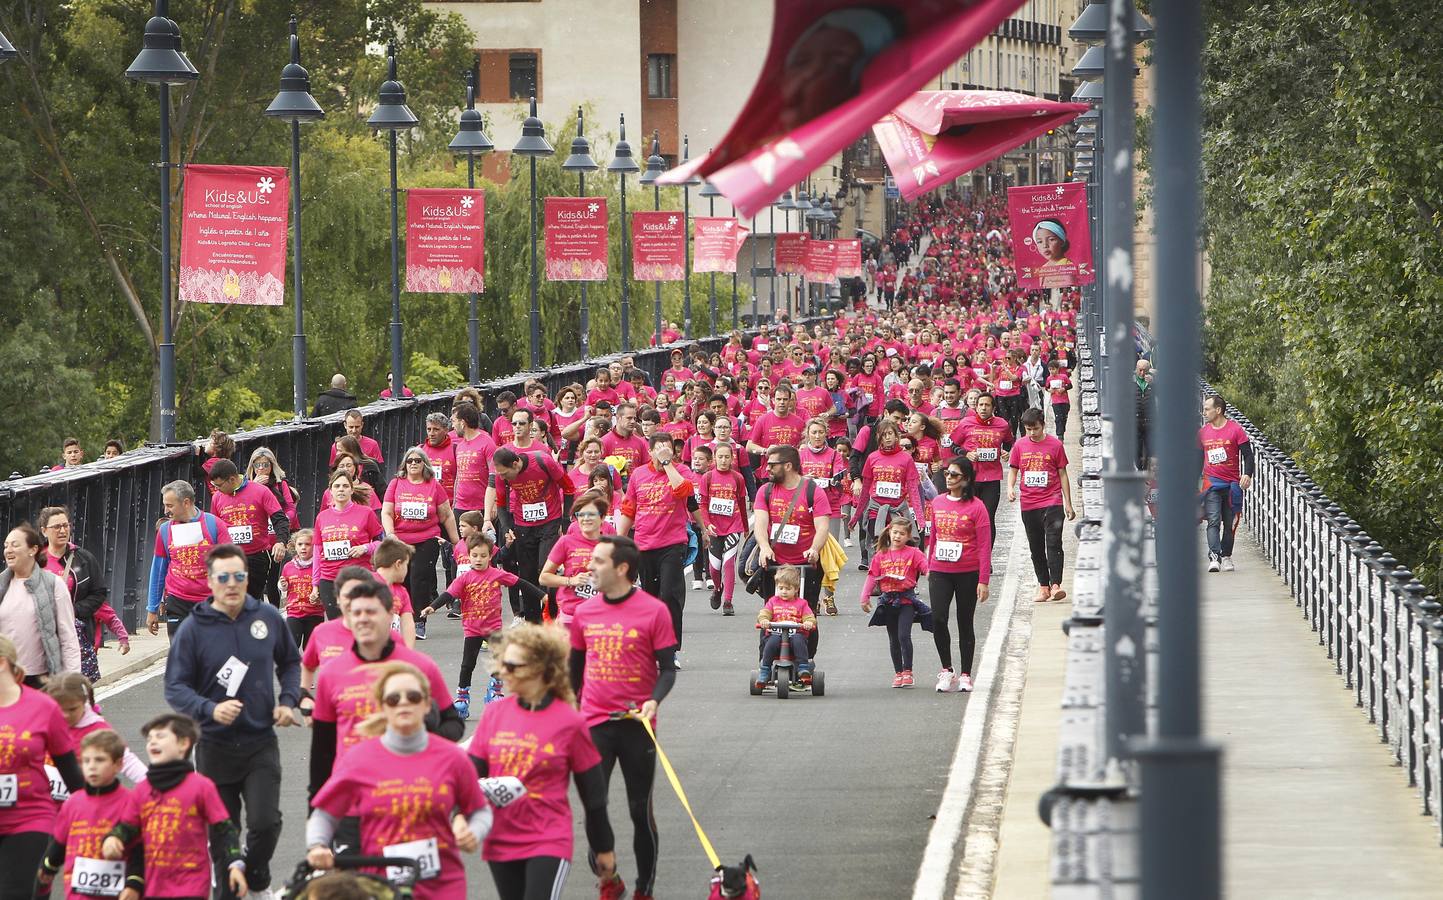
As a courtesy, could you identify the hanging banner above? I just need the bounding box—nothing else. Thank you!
[834,238,863,278]
[734,225,751,262]
[775,232,809,275]
[656,0,1026,216]
[693,217,741,273]
[872,90,1088,201]
[1007,182,1095,289]
[406,188,485,292]
[179,164,289,306]
[632,210,686,281]
[804,238,839,284]
[544,197,609,281]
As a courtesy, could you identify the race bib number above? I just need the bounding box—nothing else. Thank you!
[1206,446,1228,465]
[876,481,902,500]
[934,541,964,563]
[171,521,203,548]
[812,476,832,490]
[973,368,987,377]
[431,464,444,481]
[456,563,472,575]
[520,501,548,523]
[998,380,1013,391]
[399,501,429,521]
[216,655,249,698]
[885,347,897,357]
[71,858,125,898]
[384,837,440,882]
[322,540,352,561]
[228,525,253,545]
[479,776,527,808]
[1146,489,1159,505]
[974,447,998,462]
[1023,470,1050,489]
[707,496,735,517]
[0,773,14,807]
[573,580,595,599]
[1050,379,1064,390]
[46,764,68,802]
[771,523,801,545]
[941,435,952,449]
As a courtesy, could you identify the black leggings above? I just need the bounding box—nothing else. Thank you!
[288,615,323,649]
[929,570,980,674]
[405,536,442,612]
[1021,504,1066,586]
[638,542,687,649]
[317,580,341,620]
[0,832,50,900]
[975,481,1001,539]
[1052,402,1071,443]
[488,857,570,900]
[589,719,659,896]
[886,603,917,672]
[459,634,492,689]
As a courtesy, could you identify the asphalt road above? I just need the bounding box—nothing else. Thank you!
[91,511,1017,899]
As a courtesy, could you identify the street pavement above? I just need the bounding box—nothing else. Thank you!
[89,509,1021,899]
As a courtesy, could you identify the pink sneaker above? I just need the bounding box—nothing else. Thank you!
[957,673,974,692]
[900,669,915,688]
[891,672,906,688]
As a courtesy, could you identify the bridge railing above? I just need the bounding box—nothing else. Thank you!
[0,323,819,632]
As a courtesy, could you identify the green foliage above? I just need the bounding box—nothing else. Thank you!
[405,352,465,394]
[1200,0,1443,591]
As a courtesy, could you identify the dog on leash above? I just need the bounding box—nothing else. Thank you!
[708,855,760,899]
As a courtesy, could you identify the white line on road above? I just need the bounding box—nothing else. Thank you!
[912,499,1028,900]
[95,657,168,702]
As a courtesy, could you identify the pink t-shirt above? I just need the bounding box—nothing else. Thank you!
[210,480,283,553]
[311,502,383,583]
[861,447,923,514]
[926,494,993,579]
[1009,435,1069,510]
[762,594,813,625]
[0,687,72,835]
[469,696,602,862]
[568,589,678,727]
[951,413,1014,483]
[798,444,846,506]
[281,557,323,619]
[443,566,519,637]
[384,477,450,544]
[388,581,413,617]
[546,531,601,619]
[303,617,353,671]
[312,737,486,900]
[1198,419,1250,483]
[154,514,228,602]
[753,481,833,566]
[121,771,231,899]
[51,781,133,900]
[699,469,748,536]
[750,412,807,449]
[621,463,694,551]
[498,451,569,526]
[794,386,833,422]
[314,644,453,758]
[869,544,929,593]
[453,429,498,511]
[600,431,649,474]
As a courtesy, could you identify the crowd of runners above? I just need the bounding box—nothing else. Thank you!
[0,191,1260,900]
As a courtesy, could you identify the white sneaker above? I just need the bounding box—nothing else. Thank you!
[673,654,682,670]
[705,578,716,590]
[1207,555,1220,573]
[844,537,854,548]
[957,673,974,692]
[510,615,526,628]
[1220,557,1235,572]
[691,579,704,591]
[935,670,959,693]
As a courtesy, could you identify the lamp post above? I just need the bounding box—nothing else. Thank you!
[264,16,324,420]
[367,45,418,403]
[748,212,758,325]
[793,189,812,320]
[561,108,599,358]
[126,0,198,444]
[513,96,554,370]
[805,191,828,317]
[774,191,794,319]
[699,179,722,336]
[448,58,494,384]
[638,131,667,347]
[768,192,781,321]
[607,114,640,351]
[680,135,701,340]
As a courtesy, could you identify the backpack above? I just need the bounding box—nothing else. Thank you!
[738,479,816,596]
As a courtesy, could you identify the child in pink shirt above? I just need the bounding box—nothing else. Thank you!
[37,729,139,900]
[860,519,933,688]
[754,566,817,689]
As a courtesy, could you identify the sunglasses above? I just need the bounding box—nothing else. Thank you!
[382,690,426,707]
[946,470,966,479]
[405,459,427,465]
[212,571,248,584]
[499,660,531,673]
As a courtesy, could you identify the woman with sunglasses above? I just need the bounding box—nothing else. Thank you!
[382,449,462,616]
[926,459,992,694]
[469,624,616,900]
[308,662,488,899]
[540,491,609,626]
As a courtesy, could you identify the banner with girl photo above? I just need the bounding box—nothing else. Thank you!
[1006,182,1094,289]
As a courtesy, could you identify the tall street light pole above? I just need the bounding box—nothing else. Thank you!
[368,45,418,401]
[775,191,795,319]
[793,189,813,320]
[607,115,640,351]
[125,0,198,443]
[699,179,722,336]
[448,58,494,384]
[513,96,554,370]
[638,132,667,347]
[264,16,324,420]
[680,135,700,340]
[561,108,600,358]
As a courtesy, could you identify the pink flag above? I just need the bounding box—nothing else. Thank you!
[804,239,839,284]
[179,164,289,305]
[775,232,809,275]
[874,91,1088,200]
[405,188,485,292]
[632,210,686,281]
[545,197,609,281]
[1007,182,1095,289]
[657,0,1025,216]
[693,217,742,273]
[834,238,863,278]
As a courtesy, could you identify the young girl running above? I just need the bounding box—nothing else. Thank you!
[45,674,149,784]
[860,519,933,688]
[280,529,323,649]
[699,443,749,616]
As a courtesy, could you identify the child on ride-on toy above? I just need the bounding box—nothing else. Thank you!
[755,565,817,689]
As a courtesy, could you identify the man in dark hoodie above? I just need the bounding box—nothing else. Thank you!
[164,543,301,900]
[311,374,358,417]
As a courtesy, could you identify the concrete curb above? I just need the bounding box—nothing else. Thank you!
[94,640,169,689]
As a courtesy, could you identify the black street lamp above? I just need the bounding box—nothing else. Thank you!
[794,189,813,319]
[0,29,17,61]
[448,58,494,384]
[606,115,640,351]
[126,0,198,444]
[368,45,418,402]
[264,16,324,420]
[680,135,701,340]
[699,178,722,336]
[638,131,667,347]
[512,96,554,370]
[776,190,795,318]
[561,108,599,358]
[805,194,828,317]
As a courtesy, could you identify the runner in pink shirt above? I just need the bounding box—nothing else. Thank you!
[926,459,993,694]
[489,446,573,623]
[147,480,229,638]
[328,409,385,466]
[618,435,696,651]
[1007,408,1075,602]
[36,729,138,900]
[699,444,749,616]
[859,519,931,688]
[600,403,649,479]
[382,447,461,617]
[312,471,384,619]
[949,392,1014,529]
[207,459,289,606]
[451,403,498,516]
[744,384,807,456]
[281,529,324,649]
[1198,394,1255,572]
[541,492,609,625]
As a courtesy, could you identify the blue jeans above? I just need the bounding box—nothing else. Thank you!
[761,632,811,674]
[1204,484,1236,558]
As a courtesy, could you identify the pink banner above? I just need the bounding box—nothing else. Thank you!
[775,232,808,275]
[1007,182,1095,289]
[545,197,609,281]
[693,217,741,273]
[179,164,289,306]
[834,238,863,278]
[804,238,838,284]
[873,91,1088,201]
[657,0,1025,216]
[735,225,751,260]
[405,188,485,292]
[632,211,686,281]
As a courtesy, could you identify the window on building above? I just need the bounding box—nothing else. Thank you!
[509,52,538,99]
[648,54,676,99]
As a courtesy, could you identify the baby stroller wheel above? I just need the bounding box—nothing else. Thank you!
[812,670,826,697]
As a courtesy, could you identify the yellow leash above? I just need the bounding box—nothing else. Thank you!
[617,711,723,871]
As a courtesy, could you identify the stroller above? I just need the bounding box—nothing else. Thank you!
[280,855,421,900]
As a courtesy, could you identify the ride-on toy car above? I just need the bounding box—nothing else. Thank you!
[748,620,825,699]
